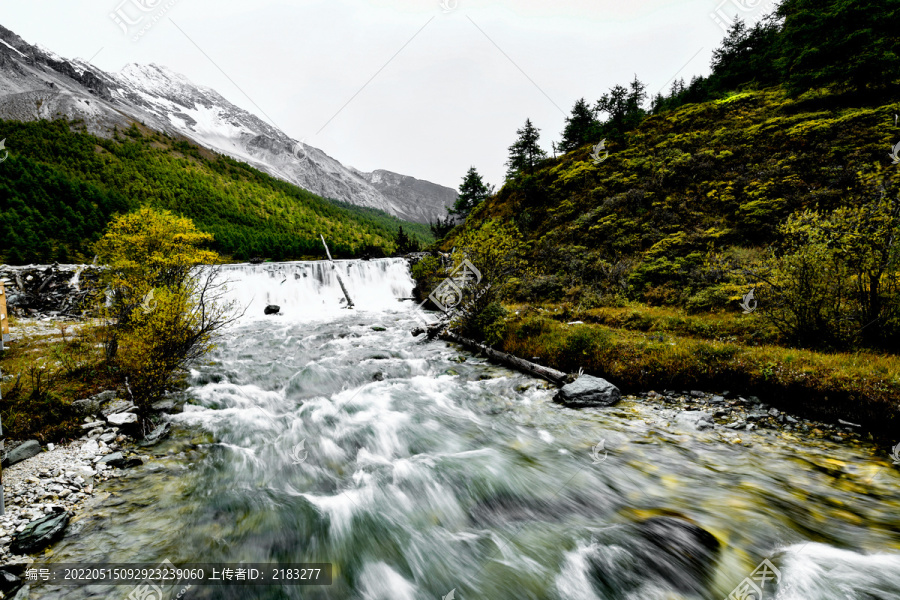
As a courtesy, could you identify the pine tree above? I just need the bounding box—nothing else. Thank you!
[776,0,900,95]
[506,119,547,179]
[394,226,420,255]
[450,167,494,219]
[559,98,600,153]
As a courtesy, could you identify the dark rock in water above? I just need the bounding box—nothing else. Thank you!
[585,516,720,598]
[553,375,620,408]
[0,570,22,598]
[10,507,69,555]
[634,517,720,593]
[265,305,280,315]
[2,440,40,468]
[249,257,264,264]
[98,452,143,469]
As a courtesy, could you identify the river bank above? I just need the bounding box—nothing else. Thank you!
[0,424,155,598]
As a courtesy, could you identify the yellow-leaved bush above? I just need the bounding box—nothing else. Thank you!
[93,207,236,413]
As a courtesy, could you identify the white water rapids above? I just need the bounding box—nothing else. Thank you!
[27,259,900,600]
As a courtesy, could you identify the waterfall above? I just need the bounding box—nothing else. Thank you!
[218,258,415,319]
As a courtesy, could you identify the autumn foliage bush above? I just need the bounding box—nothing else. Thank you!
[93,207,236,412]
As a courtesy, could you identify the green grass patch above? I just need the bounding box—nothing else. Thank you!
[500,310,900,435]
[0,317,116,442]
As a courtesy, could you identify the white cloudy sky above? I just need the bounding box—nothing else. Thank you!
[2,0,767,189]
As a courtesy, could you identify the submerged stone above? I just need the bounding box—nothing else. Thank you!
[265,305,281,315]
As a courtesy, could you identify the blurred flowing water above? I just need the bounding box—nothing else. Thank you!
[29,259,900,600]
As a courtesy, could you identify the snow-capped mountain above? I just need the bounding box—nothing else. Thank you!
[0,25,455,223]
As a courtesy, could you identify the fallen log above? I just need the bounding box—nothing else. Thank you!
[319,234,354,309]
[440,331,569,386]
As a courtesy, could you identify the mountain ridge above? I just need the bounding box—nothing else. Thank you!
[0,25,455,224]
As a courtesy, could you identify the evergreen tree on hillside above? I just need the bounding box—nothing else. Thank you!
[595,76,647,141]
[776,0,900,95]
[710,19,781,91]
[394,226,420,255]
[506,119,548,179]
[559,98,600,153]
[450,167,494,219]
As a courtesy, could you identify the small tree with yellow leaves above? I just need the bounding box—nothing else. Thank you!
[94,207,237,412]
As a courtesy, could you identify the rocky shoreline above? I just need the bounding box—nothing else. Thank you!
[631,389,871,444]
[0,387,172,599]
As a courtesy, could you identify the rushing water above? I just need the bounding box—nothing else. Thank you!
[29,259,900,600]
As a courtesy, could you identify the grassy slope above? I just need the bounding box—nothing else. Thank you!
[459,88,897,287]
[441,87,900,435]
[0,119,430,263]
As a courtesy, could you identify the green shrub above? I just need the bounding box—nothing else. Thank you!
[685,287,732,314]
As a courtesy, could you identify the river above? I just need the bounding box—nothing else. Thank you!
[28,259,900,600]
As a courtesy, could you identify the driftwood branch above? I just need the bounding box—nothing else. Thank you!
[320,234,354,309]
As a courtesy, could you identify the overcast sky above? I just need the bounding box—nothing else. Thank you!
[2,0,773,189]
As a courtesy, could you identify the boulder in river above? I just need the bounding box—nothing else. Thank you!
[10,507,70,555]
[586,516,720,597]
[265,305,281,315]
[633,516,720,593]
[1,440,41,467]
[553,375,620,408]
[98,452,143,469]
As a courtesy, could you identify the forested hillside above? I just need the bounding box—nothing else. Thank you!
[410,0,900,423]
[436,0,900,353]
[0,119,427,263]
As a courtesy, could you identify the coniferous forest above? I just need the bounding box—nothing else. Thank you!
[0,120,430,263]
